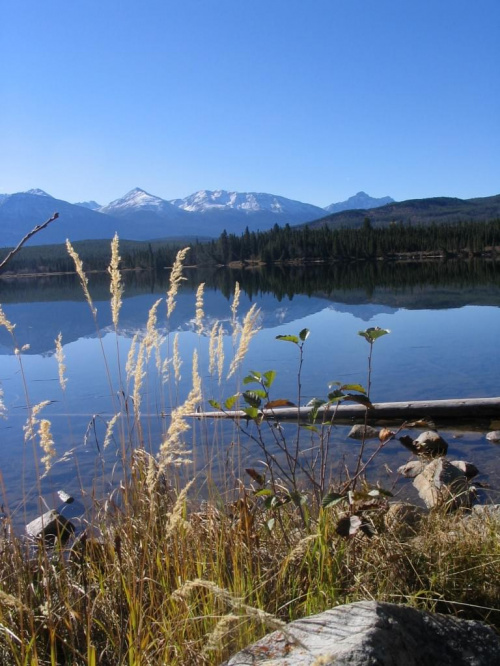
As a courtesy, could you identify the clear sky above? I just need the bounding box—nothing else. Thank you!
[1,0,498,207]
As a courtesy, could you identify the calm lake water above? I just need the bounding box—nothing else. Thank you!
[0,262,499,526]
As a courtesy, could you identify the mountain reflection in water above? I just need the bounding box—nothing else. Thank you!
[0,261,499,523]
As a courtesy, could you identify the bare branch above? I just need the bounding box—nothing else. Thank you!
[0,212,60,271]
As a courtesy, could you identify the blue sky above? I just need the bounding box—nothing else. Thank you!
[1,0,498,207]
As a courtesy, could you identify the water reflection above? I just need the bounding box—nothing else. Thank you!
[0,262,499,526]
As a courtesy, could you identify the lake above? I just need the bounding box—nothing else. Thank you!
[0,261,499,527]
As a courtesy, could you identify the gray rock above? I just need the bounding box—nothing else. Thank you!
[486,430,500,443]
[397,460,427,478]
[26,509,74,543]
[222,601,500,665]
[348,424,379,440]
[450,460,479,479]
[413,430,448,457]
[413,458,473,510]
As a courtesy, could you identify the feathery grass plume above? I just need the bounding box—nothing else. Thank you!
[166,247,190,319]
[227,304,261,379]
[39,419,56,474]
[173,332,182,383]
[132,342,146,421]
[202,614,241,656]
[217,323,225,384]
[108,233,123,328]
[0,304,15,334]
[172,578,285,630]
[66,240,96,317]
[208,321,218,376]
[231,281,241,343]
[0,386,6,419]
[144,298,162,361]
[165,478,195,537]
[126,332,139,385]
[194,282,205,335]
[103,412,120,450]
[281,534,318,570]
[158,349,201,469]
[54,332,67,391]
[24,400,51,442]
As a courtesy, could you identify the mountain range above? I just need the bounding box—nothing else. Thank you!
[0,187,498,248]
[0,188,392,247]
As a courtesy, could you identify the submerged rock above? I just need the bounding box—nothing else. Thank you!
[223,600,500,665]
[348,424,379,440]
[26,510,74,543]
[400,430,448,457]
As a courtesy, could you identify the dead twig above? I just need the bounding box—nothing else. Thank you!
[0,212,60,271]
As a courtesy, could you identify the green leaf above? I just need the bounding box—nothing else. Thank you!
[243,371,261,385]
[301,424,319,433]
[276,334,299,344]
[322,492,347,509]
[340,384,366,394]
[243,406,260,420]
[358,327,391,343]
[242,391,262,408]
[299,328,310,342]
[328,381,341,388]
[327,389,345,403]
[224,394,239,410]
[307,398,326,422]
[208,399,221,410]
[342,394,374,409]
[263,370,276,388]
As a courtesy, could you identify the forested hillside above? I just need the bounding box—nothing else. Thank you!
[1,218,499,275]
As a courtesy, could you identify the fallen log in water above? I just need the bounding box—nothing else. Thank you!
[188,397,500,423]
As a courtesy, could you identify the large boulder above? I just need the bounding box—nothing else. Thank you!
[412,458,473,510]
[223,601,500,665]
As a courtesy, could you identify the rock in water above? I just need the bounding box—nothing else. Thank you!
[222,601,500,665]
[412,458,473,510]
[348,424,379,440]
[486,430,500,443]
[26,510,74,543]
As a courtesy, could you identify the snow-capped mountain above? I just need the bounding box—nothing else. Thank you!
[324,191,394,214]
[95,188,328,237]
[0,186,398,248]
[100,188,184,218]
[169,189,326,220]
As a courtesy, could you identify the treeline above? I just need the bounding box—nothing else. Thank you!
[1,218,499,274]
[202,218,500,265]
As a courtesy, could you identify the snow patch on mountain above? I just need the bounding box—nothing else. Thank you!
[25,189,53,198]
[169,189,323,217]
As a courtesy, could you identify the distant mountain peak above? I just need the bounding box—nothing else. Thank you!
[324,192,394,214]
[25,188,52,197]
[74,200,101,211]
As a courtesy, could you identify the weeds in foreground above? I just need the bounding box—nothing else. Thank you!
[0,239,498,665]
